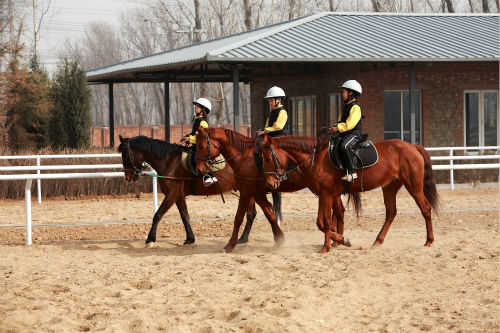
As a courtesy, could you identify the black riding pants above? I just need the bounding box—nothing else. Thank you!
[339,132,360,174]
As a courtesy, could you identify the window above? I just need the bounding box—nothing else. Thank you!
[384,90,421,144]
[465,91,498,147]
[288,96,316,137]
[328,94,341,126]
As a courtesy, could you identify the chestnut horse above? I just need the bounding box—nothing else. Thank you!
[259,134,439,253]
[118,135,257,247]
[194,127,350,253]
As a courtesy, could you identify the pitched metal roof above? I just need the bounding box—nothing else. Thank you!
[86,12,499,83]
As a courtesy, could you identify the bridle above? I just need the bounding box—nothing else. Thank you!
[121,143,149,178]
[196,132,242,169]
[263,145,289,182]
[262,137,329,183]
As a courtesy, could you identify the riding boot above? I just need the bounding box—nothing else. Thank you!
[341,149,357,182]
[271,191,282,226]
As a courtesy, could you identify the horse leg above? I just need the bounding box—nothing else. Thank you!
[332,195,346,247]
[253,192,285,247]
[407,188,434,247]
[224,193,253,253]
[145,191,177,247]
[175,196,195,245]
[373,180,402,247]
[318,194,349,253]
[238,197,257,244]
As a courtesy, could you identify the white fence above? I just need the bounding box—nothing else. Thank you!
[0,146,499,245]
[0,154,158,245]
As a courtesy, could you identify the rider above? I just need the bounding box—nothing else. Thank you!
[181,97,217,184]
[330,80,363,182]
[257,86,289,225]
[257,86,289,137]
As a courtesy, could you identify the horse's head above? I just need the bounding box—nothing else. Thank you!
[259,134,288,190]
[195,127,222,175]
[118,135,145,182]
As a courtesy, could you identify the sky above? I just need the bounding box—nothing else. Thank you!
[30,0,146,72]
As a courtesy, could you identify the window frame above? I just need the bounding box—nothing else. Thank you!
[383,89,422,144]
[288,95,316,137]
[463,90,499,147]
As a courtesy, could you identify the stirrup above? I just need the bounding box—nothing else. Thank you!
[202,174,218,187]
[341,173,357,182]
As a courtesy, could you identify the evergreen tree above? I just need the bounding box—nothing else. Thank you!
[50,58,91,149]
[5,55,52,151]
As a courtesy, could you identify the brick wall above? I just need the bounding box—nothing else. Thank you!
[92,124,252,147]
[250,61,499,147]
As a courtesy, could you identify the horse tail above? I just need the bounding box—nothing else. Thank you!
[347,192,362,218]
[415,145,439,214]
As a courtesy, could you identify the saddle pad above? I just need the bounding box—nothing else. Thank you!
[354,141,379,169]
[181,152,226,174]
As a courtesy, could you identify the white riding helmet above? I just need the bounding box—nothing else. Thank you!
[264,86,286,99]
[193,97,212,113]
[340,80,362,95]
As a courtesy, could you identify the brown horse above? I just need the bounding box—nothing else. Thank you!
[118,135,257,247]
[259,134,439,253]
[194,127,350,253]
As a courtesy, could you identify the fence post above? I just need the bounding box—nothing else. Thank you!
[36,156,42,204]
[25,179,32,245]
[450,149,454,190]
[152,169,158,213]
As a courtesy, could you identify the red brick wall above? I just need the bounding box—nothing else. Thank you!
[250,62,499,147]
[92,124,252,147]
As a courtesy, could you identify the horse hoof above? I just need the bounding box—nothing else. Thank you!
[344,238,351,247]
[237,238,248,244]
[145,242,155,248]
[223,246,233,253]
[318,247,329,254]
[183,239,195,245]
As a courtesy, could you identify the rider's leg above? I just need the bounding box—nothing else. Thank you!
[340,134,358,181]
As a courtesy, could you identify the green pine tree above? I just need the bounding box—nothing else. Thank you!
[50,58,91,149]
[5,55,52,151]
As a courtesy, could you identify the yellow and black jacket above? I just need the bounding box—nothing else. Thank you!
[188,115,208,144]
[337,99,362,136]
[265,105,289,137]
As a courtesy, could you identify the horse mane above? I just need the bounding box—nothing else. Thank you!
[274,136,329,153]
[127,136,186,159]
[208,127,256,151]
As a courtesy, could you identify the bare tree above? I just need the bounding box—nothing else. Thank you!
[482,0,490,12]
[242,0,252,30]
[444,0,455,12]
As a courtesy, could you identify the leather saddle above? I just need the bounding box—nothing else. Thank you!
[328,134,379,171]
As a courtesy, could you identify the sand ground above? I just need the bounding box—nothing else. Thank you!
[0,187,498,332]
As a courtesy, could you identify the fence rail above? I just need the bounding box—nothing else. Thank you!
[1,146,499,245]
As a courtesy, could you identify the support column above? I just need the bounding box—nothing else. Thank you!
[409,63,416,144]
[232,66,240,133]
[108,83,114,147]
[164,79,170,143]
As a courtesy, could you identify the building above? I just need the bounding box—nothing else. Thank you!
[86,12,499,148]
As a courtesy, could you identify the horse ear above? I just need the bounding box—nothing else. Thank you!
[119,135,124,143]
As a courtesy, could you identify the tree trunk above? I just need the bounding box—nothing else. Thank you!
[482,0,490,12]
[243,0,252,30]
[444,0,455,13]
[289,0,295,20]
[193,0,202,43]
[468,0,474,12]
[329,0,335,11]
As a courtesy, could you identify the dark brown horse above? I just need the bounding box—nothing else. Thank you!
[194,127,350,253]
[259,134,439,253]
[118,135,257,247]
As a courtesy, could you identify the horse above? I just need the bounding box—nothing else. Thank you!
[118,135,257,247]
[259,134,439,253]
[194,127,350,253]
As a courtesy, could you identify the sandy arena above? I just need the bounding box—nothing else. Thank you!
[0,187,498,332]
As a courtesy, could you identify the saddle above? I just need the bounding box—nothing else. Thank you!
[181,150,226,175]
[328,134,379,171]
